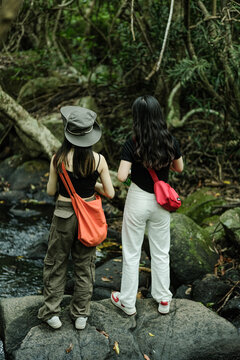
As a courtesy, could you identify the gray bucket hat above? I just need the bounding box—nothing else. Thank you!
[60,106,101,147]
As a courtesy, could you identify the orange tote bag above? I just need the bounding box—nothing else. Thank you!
[59,162,107,247]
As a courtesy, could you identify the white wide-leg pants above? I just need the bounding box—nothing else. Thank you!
[120,182,172,308]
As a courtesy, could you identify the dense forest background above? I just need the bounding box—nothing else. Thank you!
[0,0,239,197]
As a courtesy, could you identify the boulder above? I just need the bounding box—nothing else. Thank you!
[39,113,64,143]
[8,160,49,191]
[0,155,27,181]
[18,76,72,102]
[192,274,231,305]
[177,187,225,225]
[221,296,240,329]
[170,213,218,285]
[202,215,225,244]
[0,296,240,360]
[220,207,240,248]
[174,284,192,300]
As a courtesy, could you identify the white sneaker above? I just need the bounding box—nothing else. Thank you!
[75,317,87,330]
[158,301,170,314]
[111,292,136,316]
[46,316,62,329]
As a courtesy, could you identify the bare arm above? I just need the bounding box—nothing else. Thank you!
[170,156,184,173]
[117,160,132,182]
[47,155,58,196]
[95,155,115,199]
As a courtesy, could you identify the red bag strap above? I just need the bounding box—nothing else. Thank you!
[148,168,159,183]
[59,162,76,197]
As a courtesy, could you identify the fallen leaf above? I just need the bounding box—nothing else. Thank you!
[148,333,155,337]
[185,287,192,295]
[113,341,120,355]
[137,291,143,299]
[113,259,122,262]
[101,276,112,282]
[223,180,231,184]
[96,329,109,338]
[65,343,73,353]
[139,267,151,273]
[144,355,151,360]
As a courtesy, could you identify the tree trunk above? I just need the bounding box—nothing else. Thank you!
[0,86,61,159]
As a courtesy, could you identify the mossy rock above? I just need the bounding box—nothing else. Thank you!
[203,215,225,244]
[170,213,218,284]
[0,155,28,181]
[74,96,99,113]
[40,113,64,143]
[8,160,49,191]
[177,187,225,225]
[220,207,240,248]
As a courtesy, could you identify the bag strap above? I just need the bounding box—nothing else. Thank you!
[148,168,159,183]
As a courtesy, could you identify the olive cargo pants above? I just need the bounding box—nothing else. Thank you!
[38,200,96,321]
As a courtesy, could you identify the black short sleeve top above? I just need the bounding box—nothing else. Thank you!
[121,136,182,193]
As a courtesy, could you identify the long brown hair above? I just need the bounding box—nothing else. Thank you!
[53,138,95,177]
[133,95,175,169]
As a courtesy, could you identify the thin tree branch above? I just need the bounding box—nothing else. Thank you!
[131,0,136,41]
[145,0,175,81]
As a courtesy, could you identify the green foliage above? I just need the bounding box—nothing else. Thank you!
[168,58,211,86]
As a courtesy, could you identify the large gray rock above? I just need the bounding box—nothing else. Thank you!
[8,160,49,191]
[170,213,218,284]
[177,187,225,225]
[192,273,231,305]
[0,296,240,360]
[220,207,240,248]
[40,113,64,143]
[0,155,27,181]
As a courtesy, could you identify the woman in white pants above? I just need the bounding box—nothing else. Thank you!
[111,95,183,315]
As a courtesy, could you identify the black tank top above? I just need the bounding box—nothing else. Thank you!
[58,154,100,198]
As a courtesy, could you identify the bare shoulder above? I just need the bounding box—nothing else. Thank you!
[93,152,107,172]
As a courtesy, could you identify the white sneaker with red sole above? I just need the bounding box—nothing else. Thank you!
[111,292,136,316]
[158,301,170,314]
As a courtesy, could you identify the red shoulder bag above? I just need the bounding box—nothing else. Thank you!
[59,162,107,247]
[148,169,181,212]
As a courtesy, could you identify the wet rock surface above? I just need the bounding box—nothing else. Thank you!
[0,296,240,360]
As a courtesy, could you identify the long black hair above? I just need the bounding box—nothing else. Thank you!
[53,138,95,177]
[133,95,175,169]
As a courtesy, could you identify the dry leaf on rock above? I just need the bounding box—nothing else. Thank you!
[113,341,120,355]
[65,343,73,353]
[96,329,109,338]
[101,276,112,282]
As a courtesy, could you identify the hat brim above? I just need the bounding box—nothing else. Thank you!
[65,121,102,147]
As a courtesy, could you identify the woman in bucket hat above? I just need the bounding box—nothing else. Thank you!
[111,95,183,316]
[38,106,114,330]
